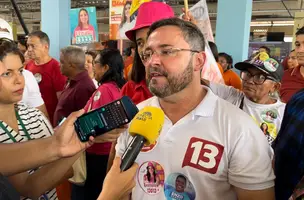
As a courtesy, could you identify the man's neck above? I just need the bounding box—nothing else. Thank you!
[159,82,206,125]
[34,55,51,65]
[69,69,86,80]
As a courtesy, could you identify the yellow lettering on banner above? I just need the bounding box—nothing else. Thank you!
[129,0,152,16]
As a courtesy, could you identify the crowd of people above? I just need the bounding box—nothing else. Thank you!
[0,1,304,200]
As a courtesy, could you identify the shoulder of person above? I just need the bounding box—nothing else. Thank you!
[136,96,157,109]
[16,103,46,122]
[50,58,60,66]
[121,81,136,94]
[122,80,136,89]
[77,80,96,92]
[98,82,117,91]
[22,69,34,77]
[215,97,258,129]
[25,60,34,69]
[17,103,39,114]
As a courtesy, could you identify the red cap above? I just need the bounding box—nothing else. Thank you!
[125,2,175,41]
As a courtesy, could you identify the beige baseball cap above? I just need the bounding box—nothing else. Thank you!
[0,18,13,40]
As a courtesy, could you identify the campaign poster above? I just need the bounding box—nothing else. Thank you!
[109,0,132,40]
[110,0,157,40]
[183,0,224,84]
[70,7,99,45]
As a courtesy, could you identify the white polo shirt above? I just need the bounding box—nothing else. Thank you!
[209,83,286,145]
[21,69,44,108]
[116,87,275,200]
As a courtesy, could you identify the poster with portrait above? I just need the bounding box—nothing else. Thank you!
[70,7,99,45]
[110,0,164,40]
[182,0,224,84]
[110,0,134,40]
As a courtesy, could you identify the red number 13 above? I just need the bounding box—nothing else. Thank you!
[182,137,224,174]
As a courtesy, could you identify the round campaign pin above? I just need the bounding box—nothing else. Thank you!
[164,173,196,200]
[137,161,165,195]
[264,58,279,72]
[93,91,101,101]
[34,73,42,84]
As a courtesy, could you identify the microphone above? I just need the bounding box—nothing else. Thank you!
[120,106,165,171]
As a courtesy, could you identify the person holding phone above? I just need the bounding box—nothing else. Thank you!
[78,49,126,200]
[0,109,137,200]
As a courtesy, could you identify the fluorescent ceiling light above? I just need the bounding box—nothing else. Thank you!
[251,21,294,27]
[284,37,293,42]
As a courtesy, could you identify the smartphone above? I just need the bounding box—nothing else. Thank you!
[74,96,138,142]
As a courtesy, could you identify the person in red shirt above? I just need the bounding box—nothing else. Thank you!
[121,2,176,105]
[280,27,304,103]
[80,49,126,200]
[26,31,67,124]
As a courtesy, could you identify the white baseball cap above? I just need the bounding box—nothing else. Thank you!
[0,18,13,40]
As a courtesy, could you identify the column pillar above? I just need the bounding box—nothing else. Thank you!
[41,0,71,60]
[215,0,253,64]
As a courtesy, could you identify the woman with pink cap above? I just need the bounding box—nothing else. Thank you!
[120,1,175,105]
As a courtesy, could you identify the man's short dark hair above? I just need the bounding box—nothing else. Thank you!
[259,46,271,55]
[296,26,304,36]
[106,40,118,49]
[28,31,50,46]
[147,18,205,52]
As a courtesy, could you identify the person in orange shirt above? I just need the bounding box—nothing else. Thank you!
[218,52,242,90]
[123,45,135,80]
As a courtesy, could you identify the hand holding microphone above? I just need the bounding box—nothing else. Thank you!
[120,106,165,171]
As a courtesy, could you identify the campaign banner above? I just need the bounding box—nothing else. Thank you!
[110,0,158,40]
[111,0,136,40]
[185,0,224,84]
[70,7,99,45]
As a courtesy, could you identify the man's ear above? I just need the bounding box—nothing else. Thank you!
[193,52,206,72]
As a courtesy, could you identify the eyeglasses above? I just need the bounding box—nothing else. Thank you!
[141,47,200,62]
[240,71,276,85]
[289,56,297,60]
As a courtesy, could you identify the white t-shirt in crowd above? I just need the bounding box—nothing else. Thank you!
[210,83,286,144]
[21,69,44,108]
[93,78,98,89]
[0,104,57,200]
[116,87,275,200]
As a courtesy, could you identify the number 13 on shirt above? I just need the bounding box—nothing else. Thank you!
[182,137,224,174]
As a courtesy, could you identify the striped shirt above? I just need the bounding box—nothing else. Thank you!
[0,104,57,200]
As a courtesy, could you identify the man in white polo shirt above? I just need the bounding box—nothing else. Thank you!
[116,18,275,200]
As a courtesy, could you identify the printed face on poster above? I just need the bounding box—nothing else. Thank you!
[70,7,99,45]
[110,0,135,40]
[110,0,158,40]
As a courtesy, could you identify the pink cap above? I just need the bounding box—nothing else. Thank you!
[125,2,175,41]
[147,162,154,167]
